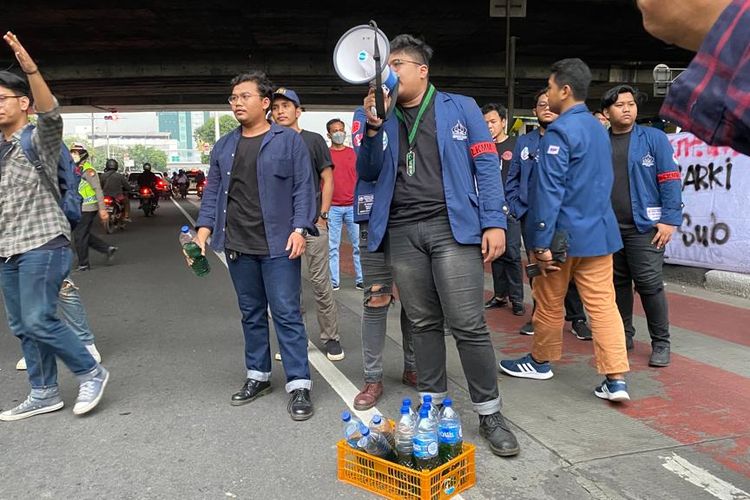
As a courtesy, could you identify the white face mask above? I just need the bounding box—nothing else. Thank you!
[71,152,80,163]
[331,131,346,145]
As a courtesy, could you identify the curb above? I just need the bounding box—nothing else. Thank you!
[705,270,750,299]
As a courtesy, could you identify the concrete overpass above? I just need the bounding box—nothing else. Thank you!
[2,1,692,115]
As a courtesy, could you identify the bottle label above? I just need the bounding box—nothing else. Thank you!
[413,435,438,458]
[439,423,462,444]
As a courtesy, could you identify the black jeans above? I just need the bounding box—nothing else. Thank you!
[490,216,524,304]
[613,226,670,347]
[386,214,501,415]
[73,211,110,267]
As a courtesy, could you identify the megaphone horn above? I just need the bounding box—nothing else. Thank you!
[333,21,399,120]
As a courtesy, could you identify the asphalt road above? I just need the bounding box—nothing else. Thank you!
[1,198,748,500]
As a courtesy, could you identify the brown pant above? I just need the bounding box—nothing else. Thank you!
[532,255,629,375]
[303,226,339,342]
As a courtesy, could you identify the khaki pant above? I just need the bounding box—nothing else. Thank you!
[304,226,339,342]
[532,255,629,375]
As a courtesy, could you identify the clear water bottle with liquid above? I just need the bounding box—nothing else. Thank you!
[341,411,364,449]
[412,407,440,470]
[395,405,416,468]
[438,398,463,463]
[179,225,210,277]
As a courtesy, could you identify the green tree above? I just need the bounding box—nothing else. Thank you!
[128,144,168,172]
[194,115,239,162]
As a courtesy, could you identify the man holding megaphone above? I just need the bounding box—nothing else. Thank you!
[355,34,519,457]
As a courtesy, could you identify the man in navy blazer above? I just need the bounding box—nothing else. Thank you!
[499,59,631,403]
[195,71,318,421]
[601,84,683,366]
[357,34,519,457]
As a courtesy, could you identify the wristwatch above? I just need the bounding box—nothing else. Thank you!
[320,212,329,220]
[294,227,308,237]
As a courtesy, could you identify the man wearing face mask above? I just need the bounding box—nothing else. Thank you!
[326,118,363,291]
[70,143,116,271]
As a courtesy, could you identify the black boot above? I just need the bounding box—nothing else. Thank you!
[479,412,520,457]
[649,345,670,367]
[288,389,314,421]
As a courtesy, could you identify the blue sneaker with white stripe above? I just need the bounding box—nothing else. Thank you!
[499,354,554,380]
[594,378,630,402]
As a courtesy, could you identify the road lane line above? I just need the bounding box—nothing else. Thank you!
[661,453,750,500]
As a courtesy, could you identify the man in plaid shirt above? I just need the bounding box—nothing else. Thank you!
[0,32,110,421]
[637,0,750,156]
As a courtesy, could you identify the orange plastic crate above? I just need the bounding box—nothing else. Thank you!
[336,439,476,500]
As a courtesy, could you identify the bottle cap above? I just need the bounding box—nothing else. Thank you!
[341,411,351,421]
[443,398,452,407]
[181,225,190,233]
[400,406,410,415]
[419,407,429,418]
[372,415,382,424]
[403,398,412,407]
[424,395,432,403]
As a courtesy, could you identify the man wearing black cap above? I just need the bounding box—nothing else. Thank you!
[0,32,110,421]
[271,88,344,362]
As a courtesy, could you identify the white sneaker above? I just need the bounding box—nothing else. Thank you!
[17,344,100,371]
[86,344,102,363]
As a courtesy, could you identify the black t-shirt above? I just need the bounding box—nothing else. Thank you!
[389,98,446,226]
[299,129,333,217]
[610,130,635,226]
[495,136,517,186]
[225,133,269,255]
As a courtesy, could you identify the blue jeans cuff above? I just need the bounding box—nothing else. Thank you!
[285,379,312,392]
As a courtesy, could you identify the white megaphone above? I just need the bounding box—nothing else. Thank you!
[333,21,399,119]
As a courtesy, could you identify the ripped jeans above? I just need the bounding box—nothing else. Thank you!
[359,223,416,383]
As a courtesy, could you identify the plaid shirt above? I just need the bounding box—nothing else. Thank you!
[660,0,750,156]
[0,105,69,257]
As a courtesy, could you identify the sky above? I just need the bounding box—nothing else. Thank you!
[62,110,356,147]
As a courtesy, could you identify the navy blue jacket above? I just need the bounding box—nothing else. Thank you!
[356,91,508,252]
[530,104,622,257]
[618,124,683,233]
[505,128,542,221]
[196,123,317,257]
[351,107,375,224]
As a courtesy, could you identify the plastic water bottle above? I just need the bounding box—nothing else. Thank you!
[419,395,439,422]
[370,414,395,449]
[395,405,416,468]
[342,411,364,449]
[438,398,463,463]
[358,424,396,461]
[412,407,440,471]
[402,398,418,425]
[179,226,210,276]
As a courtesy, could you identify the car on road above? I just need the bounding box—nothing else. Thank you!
[127,172,172,199]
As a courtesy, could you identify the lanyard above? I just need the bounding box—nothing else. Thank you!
[394,84,436,176]
[394,84,436,149]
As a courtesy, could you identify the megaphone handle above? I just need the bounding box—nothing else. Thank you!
[370,20,386,119]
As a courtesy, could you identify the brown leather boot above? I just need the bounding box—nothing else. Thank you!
[353,382,383,410]
[401,370,417,388]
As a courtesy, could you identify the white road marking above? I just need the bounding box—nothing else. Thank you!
[176,197,466,498]
[661,453,750,500]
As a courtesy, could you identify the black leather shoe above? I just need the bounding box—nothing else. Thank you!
[484,297,508,309]
[649,345,670,367]
[479,412,520,457]
[106,246,118,263]
[231,379,272,406]
[288,389,314,421]
[626,336,634,351]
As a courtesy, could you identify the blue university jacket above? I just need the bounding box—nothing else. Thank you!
[356,91,508,252]
[621,124,683,233]
[530,104,622,257]
[505,128,542,221]
[351,107,375,224]
[196,123,318,257]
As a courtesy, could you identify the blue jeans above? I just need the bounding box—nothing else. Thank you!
[328,205,363,287]
[0,247,98,392]
[59,279,95,345]
[226,252,311,392]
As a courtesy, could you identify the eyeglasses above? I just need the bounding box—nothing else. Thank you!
[389,59,426,69]
[228,93,262,104]
[536,102,550,109]
[0,95,24,103]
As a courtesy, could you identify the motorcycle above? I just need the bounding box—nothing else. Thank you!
[139,186,158,217]
[177,182,188,199]
[196,179,205,199]
[103,195,127,233]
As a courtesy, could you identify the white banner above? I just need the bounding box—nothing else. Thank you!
[664,133,750,273]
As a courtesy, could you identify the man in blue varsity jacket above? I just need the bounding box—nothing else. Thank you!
[601,84,683,367]
[356,34,519,457]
